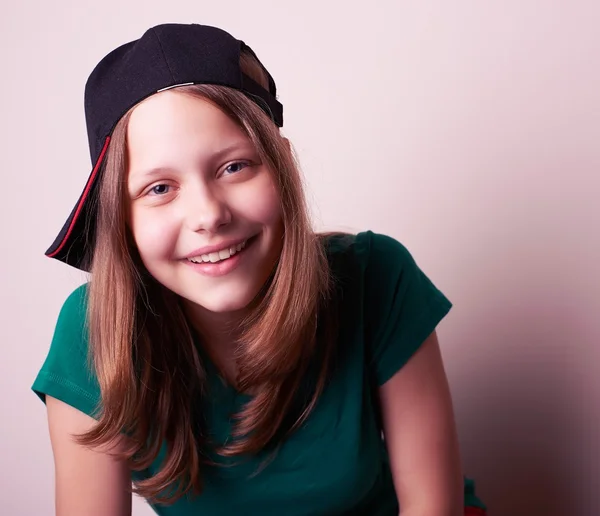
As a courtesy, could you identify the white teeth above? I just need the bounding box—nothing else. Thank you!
[188,239,248,264]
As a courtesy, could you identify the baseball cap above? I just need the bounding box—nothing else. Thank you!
[45,23,284,271]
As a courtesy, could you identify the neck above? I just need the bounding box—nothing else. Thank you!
[183,301,247,353]
[183,301,251,387]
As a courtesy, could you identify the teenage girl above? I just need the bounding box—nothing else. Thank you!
[33,23,487,516]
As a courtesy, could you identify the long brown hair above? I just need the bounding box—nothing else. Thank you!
[76,50,337,504]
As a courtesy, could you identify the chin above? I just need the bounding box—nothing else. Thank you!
[183,287,260,314]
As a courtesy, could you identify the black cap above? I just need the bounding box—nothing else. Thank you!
[45,23,284,271]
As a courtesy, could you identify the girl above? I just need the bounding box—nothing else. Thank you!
[33,23,487,516]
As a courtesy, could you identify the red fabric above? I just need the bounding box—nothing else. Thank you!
[465,508,486,516]
[47,135,111,258]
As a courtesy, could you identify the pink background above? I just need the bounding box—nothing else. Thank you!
[1,1,598,515]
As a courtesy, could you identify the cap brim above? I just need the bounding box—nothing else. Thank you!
[45,137,111,271]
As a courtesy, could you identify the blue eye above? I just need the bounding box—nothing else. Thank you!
[148,184,170,196]
[224,162,249,175]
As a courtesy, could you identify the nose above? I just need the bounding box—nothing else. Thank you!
[182,182,232,234]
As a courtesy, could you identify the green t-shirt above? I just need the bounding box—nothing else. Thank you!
[32,231,486,515]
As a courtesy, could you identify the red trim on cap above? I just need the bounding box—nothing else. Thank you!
[47,136,111,258]
[464,508,487,516]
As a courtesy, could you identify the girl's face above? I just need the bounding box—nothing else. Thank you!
[126,91,284,315]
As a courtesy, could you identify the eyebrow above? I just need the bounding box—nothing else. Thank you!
[129,140,256,181]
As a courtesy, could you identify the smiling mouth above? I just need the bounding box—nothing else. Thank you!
[187,239,248,264]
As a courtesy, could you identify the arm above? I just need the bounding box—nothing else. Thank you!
[46,395,132,516]
[378,331,463,516]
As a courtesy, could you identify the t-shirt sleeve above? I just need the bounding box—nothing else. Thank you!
[359,231,453,386]
[31,283,101,418]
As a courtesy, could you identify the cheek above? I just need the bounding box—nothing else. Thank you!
[237,174,283,227]
[130,207,179,260]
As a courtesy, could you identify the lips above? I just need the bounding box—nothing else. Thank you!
[187,239,247,264]
[182,236,257,278]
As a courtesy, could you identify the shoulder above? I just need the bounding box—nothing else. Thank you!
[324,230,452,385]
[53,283,90,342]
[324,230,418,282]
[32,282,100,417]
[59,283,89,318]
[324,229,414,258]
[355,231,416,269]
[50,281,92,359]
[323,229,432,333]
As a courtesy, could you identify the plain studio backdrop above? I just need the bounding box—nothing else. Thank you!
[1,1,598,515]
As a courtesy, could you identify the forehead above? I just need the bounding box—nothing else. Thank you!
[126,90,250,163]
